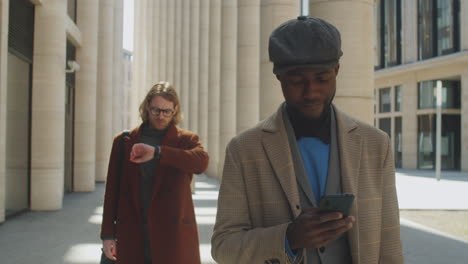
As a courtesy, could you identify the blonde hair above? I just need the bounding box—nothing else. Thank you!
[139,81,182,125]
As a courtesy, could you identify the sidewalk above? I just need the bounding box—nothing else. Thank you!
[0,171,467,263]
[0,174,219,264]
[396,169,468,210]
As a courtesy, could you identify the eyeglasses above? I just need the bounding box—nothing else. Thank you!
[149,107,174,117]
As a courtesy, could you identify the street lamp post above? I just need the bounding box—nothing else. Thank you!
[435,80,442,181]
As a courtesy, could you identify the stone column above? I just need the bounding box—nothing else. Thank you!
[461,69,468,171]
[260,0,299,119]
[180,0,191,129]
[401,0,417,64]
[152,0,161,84]
[310,0,374,124]
[31,0,67,209]
[0,0,9,222]
[96,0,114,182]
[167,0,175,84]
[74,0,99,192]
[218,0,238,179]
[173,0,183,92]
[207,0,221,178]
[198,0,210,149]
[113,0,124,133]
[159,0,168,82]
[189,0,200,133]
[143,0,153,91]
[402,78,418,169]
[131,0,145,125]
[237,0,260,133]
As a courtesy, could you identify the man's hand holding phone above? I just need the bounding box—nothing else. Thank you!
[286,194,355,250]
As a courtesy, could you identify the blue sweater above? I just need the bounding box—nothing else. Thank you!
[297,137,330,203]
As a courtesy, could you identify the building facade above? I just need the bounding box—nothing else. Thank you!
[0,0,132,223]
[374,0,468,171]
[133,0,376,179]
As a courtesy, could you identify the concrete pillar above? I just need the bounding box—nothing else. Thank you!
[189,0,200,133]
[218,0,238,179]
[237,0,260,133]
[96,0,114,182]
[151,0,160,84]
[260,0,299,120]
[401,78,418,169]
[142,0,153,93]
[31,0,67,210]
[180,0,191,129]
[131,0,145,125]
[173,0,183,92]
[74,0,99,192]
[159,0,168,82]
[310,0,374,125]
[461,69,468,171]
[207,0,221,178]
[167,0,175,83]
[113,0,124,133]
[462,0,468,51]
[198,0,210,149]
[401,0,417,64]
[0,0,9,222]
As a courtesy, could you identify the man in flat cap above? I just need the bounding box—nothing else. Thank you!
[212,16,403,264]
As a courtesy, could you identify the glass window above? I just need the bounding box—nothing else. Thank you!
[375,0,401,69]
[379,88,391,113]
[418,0,460,59]
[395,85,401,112]
[395,117,402,168]
[418,114,460,170]
[68,0,77,22]
[374,2,381,69]
[373,89,376,114]
[418,80,461,109]
[383,0,400,67]
[418,0,435,59]
[379,118,391,137]
[418,114,434,169]
[437,0,458,55]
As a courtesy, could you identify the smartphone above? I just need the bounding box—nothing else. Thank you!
[319,193,355,217]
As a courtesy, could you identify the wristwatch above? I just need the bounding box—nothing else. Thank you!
[154,145,161,160]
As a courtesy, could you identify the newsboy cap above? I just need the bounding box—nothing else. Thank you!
[269,16,343,75]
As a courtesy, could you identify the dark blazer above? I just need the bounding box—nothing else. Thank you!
[101,123,209,264]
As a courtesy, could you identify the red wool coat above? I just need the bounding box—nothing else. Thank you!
[101,123,209,264]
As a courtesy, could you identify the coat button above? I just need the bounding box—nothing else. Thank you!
[319,247,325,253]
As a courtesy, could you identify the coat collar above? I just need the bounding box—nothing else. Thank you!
[261,105,301,217]
[127,122,179,147]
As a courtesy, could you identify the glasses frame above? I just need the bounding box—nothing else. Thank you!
[149,106,175,117]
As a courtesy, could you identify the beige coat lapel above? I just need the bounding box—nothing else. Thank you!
[335,107,362,262]
[261,107,302,218]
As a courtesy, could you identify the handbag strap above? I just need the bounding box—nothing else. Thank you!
[113,130,130,223]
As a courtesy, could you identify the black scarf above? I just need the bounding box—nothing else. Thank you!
[286,103,331,144]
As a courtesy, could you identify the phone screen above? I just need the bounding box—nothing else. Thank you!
[319,193,355,217]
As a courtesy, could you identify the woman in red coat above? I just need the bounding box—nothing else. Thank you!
[100,81,209,264]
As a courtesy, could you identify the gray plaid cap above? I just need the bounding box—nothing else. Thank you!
[269,16,343,75]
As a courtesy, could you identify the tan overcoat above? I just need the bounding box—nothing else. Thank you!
[212,105,403,264]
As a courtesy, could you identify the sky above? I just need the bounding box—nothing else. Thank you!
[123,0,134,51]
